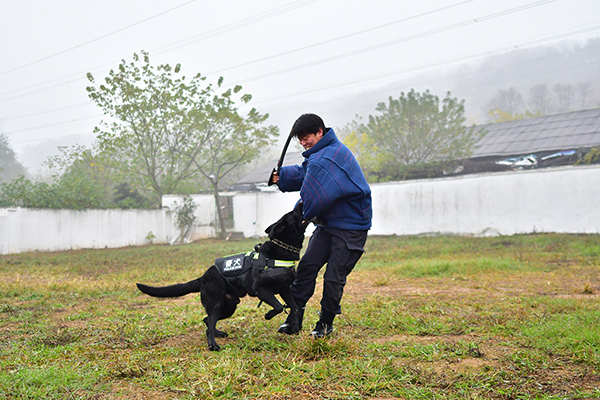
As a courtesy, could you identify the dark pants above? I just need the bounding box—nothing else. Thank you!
[291,227,367,315]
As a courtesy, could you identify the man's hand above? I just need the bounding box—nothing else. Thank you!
[267,168,279,186]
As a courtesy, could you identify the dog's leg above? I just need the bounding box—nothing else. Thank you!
[255,287,285,320]
[203,317,228,338]
[278,288,301,334]
[203,304,222,351]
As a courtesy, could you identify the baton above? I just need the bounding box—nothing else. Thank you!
[268,133,293,186]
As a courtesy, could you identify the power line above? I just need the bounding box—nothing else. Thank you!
[8,32,599,145]
[153,0,320,56]
[0,0,197,77]
[10,102,92,120]
[0,0,320,102]
[207,0,478,76]
[12,132,96,146]
[5,23,598,139]
[4,114,101,135]
[2,0,594,139]
[238,0,558,84]
[250,24,600,106]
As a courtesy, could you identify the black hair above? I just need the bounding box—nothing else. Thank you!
[289,113,326,139]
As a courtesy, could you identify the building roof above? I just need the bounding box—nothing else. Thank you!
[232,108,600,189]
[230,151,305,191]
[473,108,600,158]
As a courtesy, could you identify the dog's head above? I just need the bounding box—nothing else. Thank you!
[264,201,309,251]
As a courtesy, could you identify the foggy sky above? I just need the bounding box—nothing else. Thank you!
[1,0,599,171]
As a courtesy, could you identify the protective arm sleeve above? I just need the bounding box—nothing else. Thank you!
[300,163,344,221]
[277,165,305,192]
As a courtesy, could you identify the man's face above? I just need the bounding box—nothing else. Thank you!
[298,128,323,150]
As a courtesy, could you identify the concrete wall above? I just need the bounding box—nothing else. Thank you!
[370,165,600,236]
[2,165,599,255]
[227,165,600,238]
[162,194,216,240]
[0,208,174,255]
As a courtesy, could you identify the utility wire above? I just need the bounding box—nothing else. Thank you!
[153,0,320,56]
[0,0,197,77]
[0,0,319,101]
[3,0,594,138]
[10,102,92,120]
[8,25,599,139]
[250,24,600,106]
[4,115,101,134]
[238,0,558,84]
[5,22,598,137]
[207,0,478,75]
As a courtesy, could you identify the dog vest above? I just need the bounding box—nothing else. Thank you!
[214,251,296,296]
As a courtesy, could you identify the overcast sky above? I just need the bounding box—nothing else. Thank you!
[1,0,599,170]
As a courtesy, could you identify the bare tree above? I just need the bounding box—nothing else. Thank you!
[484,87,524,115]
[528,83,553,115]
[576,81,593,109]
[553,83,575,113]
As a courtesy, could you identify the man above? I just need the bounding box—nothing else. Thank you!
[271,113,372,338]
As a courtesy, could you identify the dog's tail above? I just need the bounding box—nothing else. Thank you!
[136,278,201,298]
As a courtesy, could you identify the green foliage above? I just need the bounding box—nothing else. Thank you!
[577,146,600,165]
[86,51,277,210]
[86,51,213,206]
[173,195,198,241]
[345,89,485,182]
[0,145,121,210]
[487,108,542,123]
[0,134,26,183]
[113,182,148,208]
[190,78,279,237]
[0,175,105,210]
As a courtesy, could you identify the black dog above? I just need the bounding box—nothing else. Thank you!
[137,202,308,351]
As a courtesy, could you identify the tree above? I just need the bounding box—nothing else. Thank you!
[487,108,541,123]
[484,87,524,115]
[576,81,593,109]
[529,83,553,115]
[0,134,26,183]
[87,51,278,234]
[339,116,390,182]
[553,83,575,113]
[362,89,485,181]
[187,77,278,238]
[86,51,213,206]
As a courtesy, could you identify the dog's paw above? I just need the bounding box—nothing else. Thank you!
[265,309,283,320]
[208,341,221,351]
[215,329,228,338]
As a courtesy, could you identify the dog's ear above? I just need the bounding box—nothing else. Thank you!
[264,221,275,235]
[294,201,303,215]
[265,218,289,236]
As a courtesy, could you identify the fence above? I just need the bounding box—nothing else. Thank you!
[0,208,174,255]
[1,165,599,254]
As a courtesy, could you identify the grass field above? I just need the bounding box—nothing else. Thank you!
[1,234,599,399]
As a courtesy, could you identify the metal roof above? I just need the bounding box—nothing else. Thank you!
[473,108,600,158]
[233,108,600,188]
[234,151,305,186]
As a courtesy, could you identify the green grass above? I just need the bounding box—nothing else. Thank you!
[0,234,599,399]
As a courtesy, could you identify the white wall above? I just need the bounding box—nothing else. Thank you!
[0,208,174,255]
[2,165,599,255]
[228,165,600,238]
[232,191,312,238]
[370,165,600,236]
[162,194,216,240]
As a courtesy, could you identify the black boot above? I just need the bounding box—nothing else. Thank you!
[310,310,335,338]
[278,306,304,335]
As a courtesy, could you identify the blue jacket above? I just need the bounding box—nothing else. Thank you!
[277,128,372,230]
